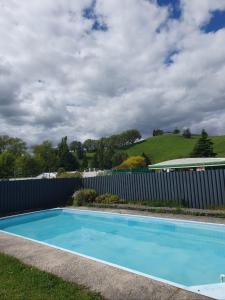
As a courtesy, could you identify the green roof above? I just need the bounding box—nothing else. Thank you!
[148,158,225,170]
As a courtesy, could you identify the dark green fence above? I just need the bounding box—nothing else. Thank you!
[82,170,225,209]
[0,178,81,214]
[1,170,225,214]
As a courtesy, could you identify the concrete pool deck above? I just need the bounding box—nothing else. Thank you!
[76,206,225,224]
[0,208,215,300]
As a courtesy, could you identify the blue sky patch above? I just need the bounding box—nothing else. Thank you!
[202,10,225,33]
[82,0,108,32]
[157,0,181,20]
[164,49,179,65]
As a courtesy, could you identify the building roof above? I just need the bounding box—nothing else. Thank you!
[148,158,225,170]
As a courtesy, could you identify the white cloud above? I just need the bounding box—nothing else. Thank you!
[0,0,225,144]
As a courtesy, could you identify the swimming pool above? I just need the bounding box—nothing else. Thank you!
[1,208,225,291]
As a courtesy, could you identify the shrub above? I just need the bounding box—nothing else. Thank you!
[73,189,97,206]
[95,193,120,204]
[114,156,146,170]
[57,171,82,178]
[57,167,65,175]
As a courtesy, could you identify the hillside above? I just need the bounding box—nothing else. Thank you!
[124,134,225,164]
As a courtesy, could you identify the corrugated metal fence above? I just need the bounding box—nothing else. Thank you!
[82,170,225,209]
[1,170,225,213]
[0,178,81,214]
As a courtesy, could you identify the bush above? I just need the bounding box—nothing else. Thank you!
[95,193,120,204]
[114,156,146,170]
[57,171,82,178]
[73,189,97,206]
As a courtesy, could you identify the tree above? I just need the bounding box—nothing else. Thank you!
[191,129,217,158]
[83,139,98,152]
[142,152,152,165]
[0,151,15,178]
[153,129,164,136]
[34,140,58,172]
[81,153,89,170]
[183,128,192,139]
[15,154,42,177]
[111,152,128,167]
[57,137,79,171]
[0,135,26,156]
[173,128,180,134]
[70,141,84,159]
[123,129,142,145]
[91,154,99,169]
[115,156,146,170]
[103,147,115,169]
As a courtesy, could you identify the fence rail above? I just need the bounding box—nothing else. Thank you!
[82,170,225,209]
[0,178,81,214]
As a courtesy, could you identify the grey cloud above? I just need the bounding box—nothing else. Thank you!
[0,0,225,144]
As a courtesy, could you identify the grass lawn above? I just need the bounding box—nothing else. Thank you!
[124,134,225,163]
[84,134,225,165]
[0,253,103,300]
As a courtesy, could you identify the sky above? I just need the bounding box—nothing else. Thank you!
[0,0,225,145]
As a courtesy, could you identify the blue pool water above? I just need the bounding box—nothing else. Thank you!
[1,208,225,287]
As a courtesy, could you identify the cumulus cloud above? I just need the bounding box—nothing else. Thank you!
[0,0,225,144]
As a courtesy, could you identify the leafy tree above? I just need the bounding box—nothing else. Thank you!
[111,151,128,167]
[123,129,141,145]
[57,137,79,171]
[142,152,151,165]
[173,128,180,134]
[153,129,164,136]
[0,151,15,178]
[0,135,26,156]
[103,147,115,169]
[34,140,58,172]
[81,153,89,170]
[183,128,192,139]
[83,139,98,152]
[91,154,99,169]
[191,129,217,157]
[115,156,146,170]
[70,141,84,159]
[15,154,42,177]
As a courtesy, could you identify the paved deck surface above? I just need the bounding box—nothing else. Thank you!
[77,206,225,224]
[0,208,214,300]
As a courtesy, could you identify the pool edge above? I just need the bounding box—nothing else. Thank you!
[0,207,218,299]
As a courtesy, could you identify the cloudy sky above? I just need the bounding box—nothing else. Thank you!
[1,0,225,144]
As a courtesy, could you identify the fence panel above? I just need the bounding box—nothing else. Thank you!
[82,170,225,209]
[0,178,81,214]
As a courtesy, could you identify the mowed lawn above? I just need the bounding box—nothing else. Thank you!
[0,253,103,300]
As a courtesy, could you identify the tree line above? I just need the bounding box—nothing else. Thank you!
[0,127,218,178]
[0,129,142,179]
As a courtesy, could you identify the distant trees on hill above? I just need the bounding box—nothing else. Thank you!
[191,130,217,158]
[183,128,192,138]
[153,128,164,136]
[173,128,180,134]
[83,129,141,152]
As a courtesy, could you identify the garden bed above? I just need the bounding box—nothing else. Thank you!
[79,203,225,219]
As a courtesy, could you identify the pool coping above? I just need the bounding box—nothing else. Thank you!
[0,208,213,300]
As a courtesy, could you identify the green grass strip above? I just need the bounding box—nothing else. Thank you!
[0,253,103,300]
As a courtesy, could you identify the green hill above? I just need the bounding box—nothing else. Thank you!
[124,134,225,164]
